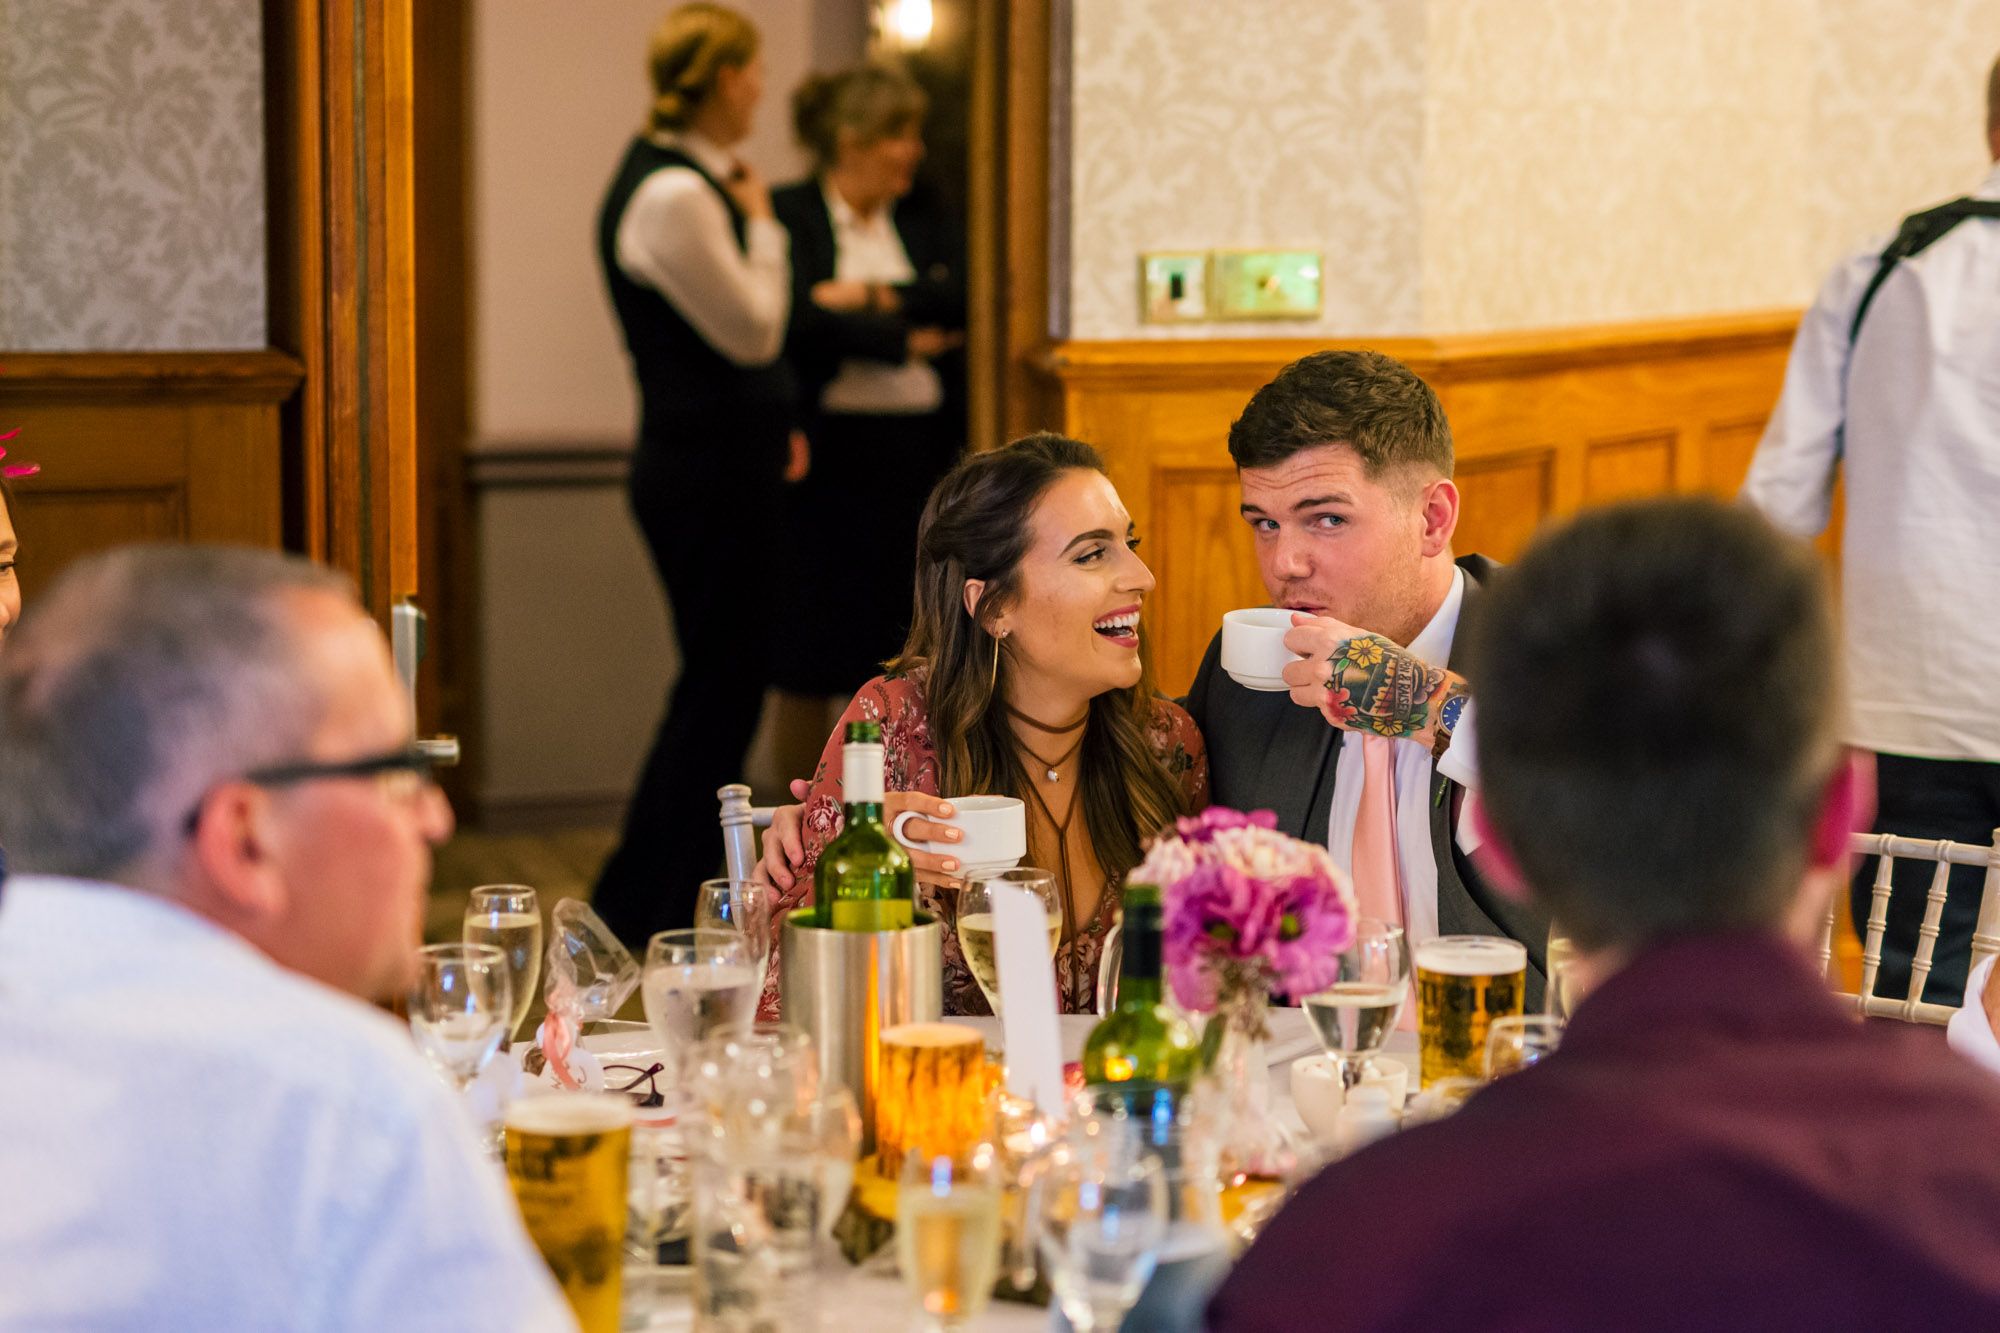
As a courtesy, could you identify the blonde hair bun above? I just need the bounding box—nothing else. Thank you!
[647,3,760,135]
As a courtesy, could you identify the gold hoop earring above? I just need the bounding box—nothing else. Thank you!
[990,629,1006,694]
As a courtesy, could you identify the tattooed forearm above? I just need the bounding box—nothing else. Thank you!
[1321,633,1469,755]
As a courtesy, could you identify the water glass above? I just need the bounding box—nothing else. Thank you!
[957,868,1061,1016]
[1033,1133,1169,1333]
[1483,1013,1563,1079]
[408,942,511,1090]
[1302,916,1410,1089]
[464,883,542,1041]
[641,928,758,1078]
[685,1088,827,1331]
[695,878,775,983]
[897,1145,1005,1332]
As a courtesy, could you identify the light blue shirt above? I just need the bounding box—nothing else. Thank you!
[0,875,576,1333]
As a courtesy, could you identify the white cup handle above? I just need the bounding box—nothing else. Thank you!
[891,809,925,850]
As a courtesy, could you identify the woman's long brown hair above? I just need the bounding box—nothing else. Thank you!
[886,433,1188,881]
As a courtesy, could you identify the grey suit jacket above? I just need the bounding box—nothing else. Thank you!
[1180,554,1549,1006]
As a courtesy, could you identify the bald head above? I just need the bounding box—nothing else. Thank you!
[0,545,352,881]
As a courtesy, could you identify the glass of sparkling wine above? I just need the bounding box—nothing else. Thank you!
[408,942,511,1090]
[641,928,758,1079]
[957,867,1061,1016]
[897,1144,1005,1332]
[463,884,541,1041]
[1302,917,1410,1090]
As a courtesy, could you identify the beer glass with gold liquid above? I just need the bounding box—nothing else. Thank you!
[1415,936,1527,1088]
[505,1093,634,1333]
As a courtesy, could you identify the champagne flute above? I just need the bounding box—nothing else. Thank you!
[694,878,774,984]
[1301,917,1410,1089]
[463,884,541,1041]
[641,928,757,1079]
[957,868,1060,1016]
[1483,1013,1563,1079]
[897,1145,1005,1331]
[1034,1135,1169,1333]
[408,942,511,1091]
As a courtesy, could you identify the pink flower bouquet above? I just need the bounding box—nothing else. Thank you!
[1133,807,1357,1030]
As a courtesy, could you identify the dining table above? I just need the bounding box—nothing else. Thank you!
[610,1008,1423,1332]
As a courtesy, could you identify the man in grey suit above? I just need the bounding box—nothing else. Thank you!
[1191,350,1547,1000]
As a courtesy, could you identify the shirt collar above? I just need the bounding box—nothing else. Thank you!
[1403,564,1466,668]
[822,177,888,231]
[654,130,737,184]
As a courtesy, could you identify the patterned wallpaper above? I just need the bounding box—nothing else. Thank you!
[1067,0,2000,338]
[0,0,267,350]
[1420,0,1814,332]
[1806,0,2000,280]
[1067,0,1427,340]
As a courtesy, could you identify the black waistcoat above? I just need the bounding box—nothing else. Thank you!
[596,137,792,451]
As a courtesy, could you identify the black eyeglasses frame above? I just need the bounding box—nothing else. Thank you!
[181,744,437,836]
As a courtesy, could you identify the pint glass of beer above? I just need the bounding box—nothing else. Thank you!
[505,1093,634,1333]
[1415,936,1527,1088]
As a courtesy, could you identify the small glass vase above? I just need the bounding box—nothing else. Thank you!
[1197,989,1300,1245]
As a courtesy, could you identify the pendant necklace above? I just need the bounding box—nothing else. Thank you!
[1006,702,1087,782]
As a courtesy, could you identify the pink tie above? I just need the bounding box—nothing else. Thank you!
[1351,735,1415,1029]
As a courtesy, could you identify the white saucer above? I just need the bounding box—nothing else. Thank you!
[1224,670,1291,693]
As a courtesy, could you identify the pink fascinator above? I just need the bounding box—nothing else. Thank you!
[0,429,38,479]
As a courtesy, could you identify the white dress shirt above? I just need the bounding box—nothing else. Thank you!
[0,876,575,1333]
[1742,161,2000,762]
[1948,954,2000,1079]
[1324,567,1466,947]
[817,181,944,416]
[615,132,790,367]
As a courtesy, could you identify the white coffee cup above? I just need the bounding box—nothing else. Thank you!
[1290,1052,1410,1146]
[891,794,1027,875]
[1221,607,1304,692]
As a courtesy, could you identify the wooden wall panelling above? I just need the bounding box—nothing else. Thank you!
[1044,312,1805,693]
[0,352,301,605]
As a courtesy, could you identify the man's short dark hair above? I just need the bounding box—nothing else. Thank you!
[1227,349,1453,480]
[1466,498,1841,952]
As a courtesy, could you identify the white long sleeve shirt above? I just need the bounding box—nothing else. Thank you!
[615,132,790,367]
[1741,161,2000,762]
[0,876,576,1333]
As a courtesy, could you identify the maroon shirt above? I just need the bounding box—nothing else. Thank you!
[1208,932,2000,1332]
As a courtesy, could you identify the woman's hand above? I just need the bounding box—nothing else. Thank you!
[884,791,965,892]
[754,779,812,892]
[724,160,773,220]
[907,327,965,360]
[783,429,810,482]
[810,279,871,311]
[752,785,967,894]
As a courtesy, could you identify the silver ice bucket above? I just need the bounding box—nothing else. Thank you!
[779,908,942,1153]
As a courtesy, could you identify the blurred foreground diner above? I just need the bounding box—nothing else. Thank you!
[0,547,574,1332]
[1209,498,2000,1331]
[758,432,1207,1014]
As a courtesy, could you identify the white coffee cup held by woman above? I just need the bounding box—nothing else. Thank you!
[892,794,1026,878]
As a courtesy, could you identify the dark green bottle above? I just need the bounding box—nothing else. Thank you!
[813,720,916,931]
[1081,884,1201,1086]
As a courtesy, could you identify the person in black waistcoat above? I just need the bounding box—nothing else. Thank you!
[770,64,965,725]
[592,3,801,945]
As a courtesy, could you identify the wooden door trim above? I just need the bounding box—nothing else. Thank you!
[0,351,304,404]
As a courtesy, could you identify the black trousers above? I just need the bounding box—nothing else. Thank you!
[770,410,958,697]
[1850,752,2000,1007]
[592,431,784,949]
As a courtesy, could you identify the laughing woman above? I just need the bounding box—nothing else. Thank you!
[758,433,1208,1015]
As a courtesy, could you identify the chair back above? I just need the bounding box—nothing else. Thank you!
[717,783,776,883]
[1822,827,2000,1024]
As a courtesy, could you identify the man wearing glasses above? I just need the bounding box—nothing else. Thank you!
[0,546,574,1331]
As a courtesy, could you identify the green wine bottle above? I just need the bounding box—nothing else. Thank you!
[814,720,916,931]
[1081,884,1201,1087]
